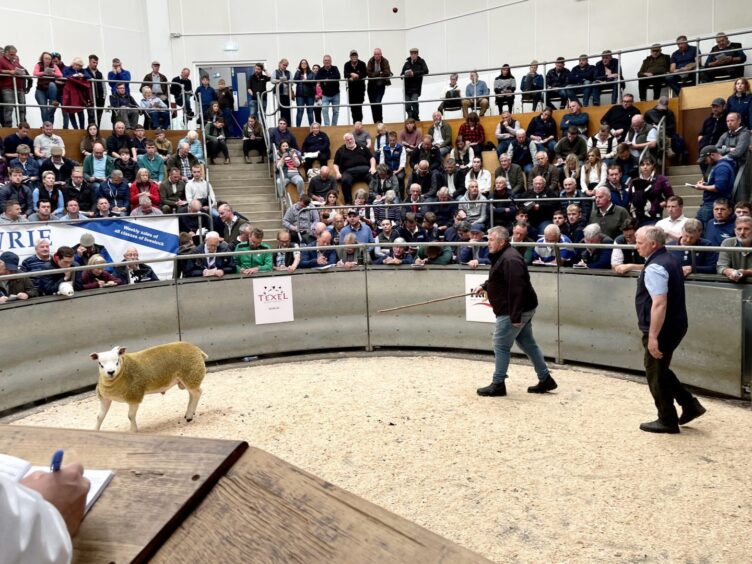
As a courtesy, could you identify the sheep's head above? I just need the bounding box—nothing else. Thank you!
[90,346,127,380]
[58,281,74,297]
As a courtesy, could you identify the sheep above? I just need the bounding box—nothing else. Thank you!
[90,342,207,433]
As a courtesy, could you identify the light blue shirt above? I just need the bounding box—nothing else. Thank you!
[92,156,107,179]
[465,81,490,98]
[644,262,668,297]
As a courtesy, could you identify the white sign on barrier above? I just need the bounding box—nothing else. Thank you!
[252,276,294,324]
[465,273,495,323]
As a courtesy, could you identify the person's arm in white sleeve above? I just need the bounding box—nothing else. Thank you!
[0,474,72,564]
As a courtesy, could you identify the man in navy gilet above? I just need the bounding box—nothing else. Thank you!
[634,226,705,433]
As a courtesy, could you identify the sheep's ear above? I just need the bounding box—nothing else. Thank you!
[89,353,99,361]
[117,347,127,356]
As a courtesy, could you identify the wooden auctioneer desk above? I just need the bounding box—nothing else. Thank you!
[1,425,490,563]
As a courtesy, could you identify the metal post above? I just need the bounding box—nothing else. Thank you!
[90,80,97,127]
[617,51,622,100]
[12,76,19,126]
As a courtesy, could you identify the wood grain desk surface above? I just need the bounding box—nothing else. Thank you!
[0,425,247,564]
[153,446,491,563]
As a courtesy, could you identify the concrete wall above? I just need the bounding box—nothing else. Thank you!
[0,268,745,412]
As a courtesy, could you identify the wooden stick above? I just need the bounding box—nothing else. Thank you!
[377,292,477,313]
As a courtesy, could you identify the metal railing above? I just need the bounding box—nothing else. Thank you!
[255,28,752,126]
[0,239,742,285]
[0,75,196,130]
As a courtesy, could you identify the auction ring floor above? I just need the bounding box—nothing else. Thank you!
[7,353,752,563]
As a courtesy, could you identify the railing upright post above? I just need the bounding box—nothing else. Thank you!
[617,51,622,100]
[12,77,19,126]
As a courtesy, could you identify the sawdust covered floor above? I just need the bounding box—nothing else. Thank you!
[6,355,752,563]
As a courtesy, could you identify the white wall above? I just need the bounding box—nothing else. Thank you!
[1,0,150,128]
[165,0,752,124]
[5,0,752,128]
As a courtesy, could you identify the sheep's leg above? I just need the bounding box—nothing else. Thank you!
[127,403,140,433]
[95,398,112,431]
[184,387,202,422]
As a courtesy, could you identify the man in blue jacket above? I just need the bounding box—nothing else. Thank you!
[694,145,735,225]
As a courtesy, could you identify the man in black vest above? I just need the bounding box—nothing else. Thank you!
[473,226,557,397]
[634,226,705,433]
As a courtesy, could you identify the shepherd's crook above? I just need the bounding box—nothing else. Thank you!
[377,292,478,313]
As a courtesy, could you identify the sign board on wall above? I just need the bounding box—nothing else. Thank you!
[252,276,294,324]
[0,218,180,280]
[464,273,495,323]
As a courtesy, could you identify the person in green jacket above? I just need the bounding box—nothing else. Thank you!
[414,244,454,265]
[236,226,273,275]
[82,142,114,193]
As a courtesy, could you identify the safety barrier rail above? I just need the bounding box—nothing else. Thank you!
[258,28,752,125]
[0,241,748,414]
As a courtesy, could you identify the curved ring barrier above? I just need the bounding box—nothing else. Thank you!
[0,268,747,413]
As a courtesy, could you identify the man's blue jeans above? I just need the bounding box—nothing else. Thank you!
[322,93,340,126]
[492,308,550,383]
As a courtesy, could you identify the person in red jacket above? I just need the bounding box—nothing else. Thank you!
[129,167,160,209]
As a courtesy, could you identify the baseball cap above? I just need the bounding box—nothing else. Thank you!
[0,251,19,271]
[470,223,485,233]
[711,97,725,106]
[349,50,358,56]
[80,233,96,247]
[346,208,358,216]
[152,60,160,66]
[50,146,63,156]
[698,145,719,161]
[409,47,419,53]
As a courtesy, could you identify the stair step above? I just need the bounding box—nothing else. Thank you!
[667,174,703,185]
[667,165,701,175]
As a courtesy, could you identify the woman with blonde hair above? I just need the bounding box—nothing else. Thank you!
[580,148,606,196]
[561,153,580,184]
[272,58,292,124]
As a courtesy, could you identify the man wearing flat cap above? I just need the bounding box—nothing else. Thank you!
[698,98,728,162]
[0,251,38,302]
[141,61,169,104]
[344,50,368,123]
[401,48,429,120]
[637,44,671,101]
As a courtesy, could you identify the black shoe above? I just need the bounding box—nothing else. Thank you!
[477,382,507,397]
[639,419,680,434]
[678,398,706,425]
[527,375,557,394]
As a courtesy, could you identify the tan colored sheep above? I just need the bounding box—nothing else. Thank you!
[90,342,207,433]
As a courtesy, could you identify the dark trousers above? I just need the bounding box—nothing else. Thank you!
[349,91,364,123]
[642,332,693,426]
[313,105,322,124]
[87,103,105,127]
[367,83,385,123]
[278,95,291,124]
[207,139,229,160]
[340,166,371,204]
[638,77,664,101]
[243,138,266,158]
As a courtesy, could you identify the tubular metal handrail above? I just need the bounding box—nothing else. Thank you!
[0,239,742,284]
[257,28,751,124]
[2,76,195,128]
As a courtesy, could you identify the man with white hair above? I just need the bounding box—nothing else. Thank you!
[506,129,536,175]
[333,133,376,205]
[129,194,163,216]
[114,246,159,284]
[20,239,52,289]
[576,223,613,269]
[186,230,235,277]
[428,111,453,157]
[634,225,705,433]
[473,225,557,397]
[218,203,248,250]
[589,185,629,239]
[532,224,575,266]
[179,130,205,163]
[623,115,657,159]
[166,142,199,181]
